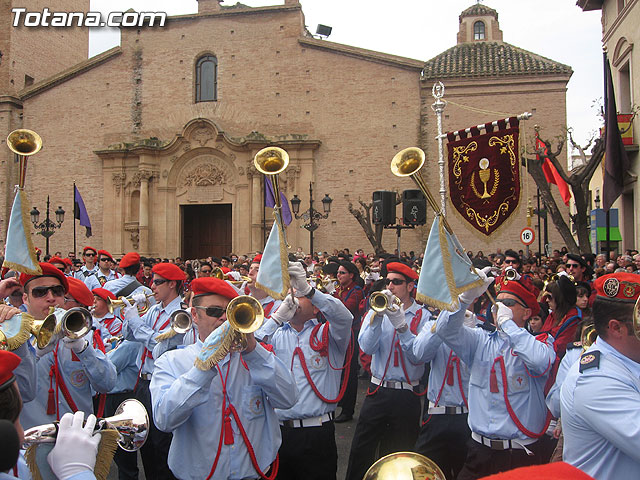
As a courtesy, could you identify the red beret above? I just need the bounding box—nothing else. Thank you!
[594,272,640,303]
[92,287,116,302]
[252,254,262,264]
[83,246,97,255]
[387,262,419,281]
[119,252,141,268]
[0,351,21,391]
[67,277,94,307]
[48,256,66,267]
[191,277,238,300]
[20,263,69,293]
[479,461,594,480]
[495,275,540,316]
[152,263,187,281]
[62,258,72,267]
[98,250,114,262]
[221,267,231,274]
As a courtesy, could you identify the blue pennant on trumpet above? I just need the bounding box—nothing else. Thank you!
[3,188,41,275]
[416,215,483,311]
[255,214,291,300]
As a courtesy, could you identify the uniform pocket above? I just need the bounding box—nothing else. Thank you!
[241,385,266,420]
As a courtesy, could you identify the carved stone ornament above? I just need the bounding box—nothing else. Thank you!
[183,163,228,187]
[193,127,214,147]
[112,172,127,196]
[133,170,154,188]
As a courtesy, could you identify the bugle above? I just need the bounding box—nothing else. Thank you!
[363,452,446,480]
[211,267,251,285]
[43,307,93,343]
[107,293,155,315]
[169,309,192,335]
[254,146,290,246]
[369,291,402,314]
[23,399,149,452]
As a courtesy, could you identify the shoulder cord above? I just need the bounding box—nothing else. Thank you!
[492,356,552,438]
[206,361,278,480]
[134,308,169,391]
[291,323,353,403]
[48,343,79,419]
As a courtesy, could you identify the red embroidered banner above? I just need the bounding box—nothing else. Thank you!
[447,118,520,236]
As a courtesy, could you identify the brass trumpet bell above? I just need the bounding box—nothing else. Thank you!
[581,324,598,348]
[169,309,192,335]
[211,267,251,285]
[369,291,402,313]
[363,452,446,480]
[7,129,43,156]
[254,146,289,176]
[227,295,264,334]
[31,315,57,349]
[504,268,519,282]
[44,307,92,340]
[391,147,425,178]
[107,293,154,315]
[23,399,149,452]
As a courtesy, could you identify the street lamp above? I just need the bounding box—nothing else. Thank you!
[290,182,332,254]
[31,195,65,256]
[594,189,601,209]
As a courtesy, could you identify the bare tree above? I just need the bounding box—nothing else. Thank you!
[526,128,603,254]
[348,199,386,254]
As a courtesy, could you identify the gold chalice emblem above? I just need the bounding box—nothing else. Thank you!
[478,158,491,199]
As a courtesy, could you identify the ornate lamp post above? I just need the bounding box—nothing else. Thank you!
[290,182,332,255]
[30,195,65,256]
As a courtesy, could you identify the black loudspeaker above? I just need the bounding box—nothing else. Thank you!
[402,189,426,226]
[372,191,396,225]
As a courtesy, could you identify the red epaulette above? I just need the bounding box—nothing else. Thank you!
[535,332,550,343]
[260,342,275,354]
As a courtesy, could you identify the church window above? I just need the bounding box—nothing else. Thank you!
[195,55,217,102]
[473,21,485,40]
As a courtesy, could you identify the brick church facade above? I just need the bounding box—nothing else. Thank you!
[1,0,571,258]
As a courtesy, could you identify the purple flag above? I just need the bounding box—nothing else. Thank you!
[74,184,92,237]
[264,177,292,226]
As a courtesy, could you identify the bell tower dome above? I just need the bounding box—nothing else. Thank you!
[457,3,503,44]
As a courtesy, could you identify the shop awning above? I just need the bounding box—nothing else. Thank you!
[596,227,622,242]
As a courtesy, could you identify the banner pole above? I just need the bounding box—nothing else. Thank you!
[432,81,447,216]
[73,182,77,256]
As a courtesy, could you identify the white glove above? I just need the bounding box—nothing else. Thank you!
[227,271,242,281]
[459,269,495,305]
[323,281,336,295]
[288,262,312,296]
[463,310,477,327]
[62,337,88,353]
[130,292,148,307]
[47,411,100,480]
[387,306,407,330]
[480,265,499,277]
[364,271,380,285]
[504,266,521,281]
[121,297,141,324]
[494,302,514,329]
[271,296,299,326]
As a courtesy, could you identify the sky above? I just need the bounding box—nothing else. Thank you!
[89,0,604,148]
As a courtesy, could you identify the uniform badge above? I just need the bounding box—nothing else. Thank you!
[567,341,582,350]
[509,373,529,392]
[309,354,325,370]
[248,395,263,415]
[579,351,600,373]
[69,369,88,388]
[602,278,620,298]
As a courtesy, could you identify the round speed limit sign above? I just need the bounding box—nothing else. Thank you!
[520,227,535,246]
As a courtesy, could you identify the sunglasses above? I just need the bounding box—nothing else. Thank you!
[566,263,581,269]
[200,269,212,274]
[498,298,528,309]
[99,258,111,262]
[84,253,96,257]
[385,278,407,286]
[504,259,518,264]
[193,305,226,318]
[31,285,65,298]
[152,278,168,286]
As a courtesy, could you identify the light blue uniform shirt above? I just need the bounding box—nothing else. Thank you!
[359,300,430,383]
[414,318,470,407]
[74,265,98,281]
[124,296,182,375]
[21,330,117,429]
[107,340,144,393]
[560,338,640,479]
[13,340,37,403]
[265,291,352,420]
[84,269,119,291]
[545,344,582,418]
[436,302,555,441]
[150,340,298,480]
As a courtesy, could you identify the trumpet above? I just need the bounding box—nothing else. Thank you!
[43,307,92,343]
[0,313,56,351]
[211,267,251,285]
[107,293,155,315]
[7,129,43,156]
[23,399,149,452]
[581,324,598,349]
[369,291,402,313]
[169,309,192,335]
[504,267,520,282]
[254,146,290,246]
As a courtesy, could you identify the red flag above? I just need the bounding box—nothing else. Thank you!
[536,134,571,206]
